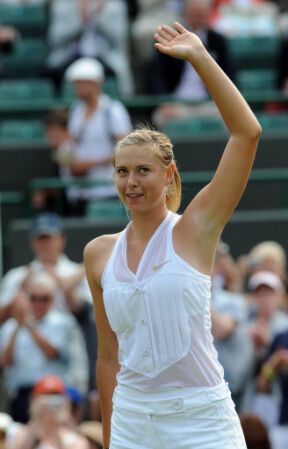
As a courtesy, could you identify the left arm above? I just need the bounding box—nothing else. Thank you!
[155,23,262,273]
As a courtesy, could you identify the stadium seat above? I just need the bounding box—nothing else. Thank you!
[85,199,127,219]
[0,79,54,101]
[257,113,288,133]
[0,39,47,77]
[228,36,280,69]
[0,120,45,143]
[162,117,226,138]
[0,4,48,37]
[237,69,277,93]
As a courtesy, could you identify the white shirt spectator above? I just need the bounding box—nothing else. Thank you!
[0,256,91,314]
[68,93,132,200]
[0,310,88,395]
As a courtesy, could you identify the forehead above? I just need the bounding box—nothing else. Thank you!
[30,285,52,295]
[115,145,159,166]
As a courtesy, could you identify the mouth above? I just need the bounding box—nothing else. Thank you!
[126,193,143,198]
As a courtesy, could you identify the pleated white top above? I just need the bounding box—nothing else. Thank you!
[101,211,225,392]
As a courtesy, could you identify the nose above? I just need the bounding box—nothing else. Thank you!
[127,171,138,187]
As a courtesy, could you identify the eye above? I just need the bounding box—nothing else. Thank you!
[138,167,149,174]
[116,168,127,176]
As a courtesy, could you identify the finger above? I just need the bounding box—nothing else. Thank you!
[154,32,169,46]
[161,24,178,38]
[154,43,172,56]
[173,22,187,34]
[157,25,174,42]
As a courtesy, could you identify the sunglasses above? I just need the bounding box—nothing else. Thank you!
[30,295,52,303]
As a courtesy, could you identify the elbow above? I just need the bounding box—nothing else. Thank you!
[247,120,262,141]
[252,122,262,140]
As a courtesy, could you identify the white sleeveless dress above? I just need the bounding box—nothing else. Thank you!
[101,211,248,449]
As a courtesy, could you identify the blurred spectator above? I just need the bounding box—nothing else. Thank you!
[0,273,88,423]
[211,242,254,410]
[46,0,133,94]
[77,421,103,449]
[131,0,180,90]
[211,0,279,36]
[64,57,132,215]
[240,413,272,449]
[78,0,133,94]
[237,240,287,290]
[149,0,234,127]
[31,108,75,214]
[0,213,91,318]
[242,271,288,427]
[11,375,89,449]
[247,271,288,355]
[149,0,234,96]
[257,329,288,449]
[0,212,97,391]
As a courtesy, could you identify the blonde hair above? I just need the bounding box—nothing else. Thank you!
[249,241,286,278]
[27,272,57,296]
[115,128,182,212]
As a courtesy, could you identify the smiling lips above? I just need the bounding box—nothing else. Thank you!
[126,193,143,198]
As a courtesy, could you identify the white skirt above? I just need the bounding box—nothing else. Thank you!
[110,382,247,449]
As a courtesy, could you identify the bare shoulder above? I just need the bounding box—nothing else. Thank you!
[83,233,120,285]
[84,233,119,258]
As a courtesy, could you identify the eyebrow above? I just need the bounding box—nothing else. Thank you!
[115,164,153,169]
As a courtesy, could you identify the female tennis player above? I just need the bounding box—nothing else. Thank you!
[84,22,261,449]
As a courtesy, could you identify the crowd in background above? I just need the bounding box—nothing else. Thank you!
[1,211,288,449]
[1,1,288,449]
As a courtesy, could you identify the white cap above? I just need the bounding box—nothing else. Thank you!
[0,413,12,432]
[248,271,284,292]
[65,58,104,83]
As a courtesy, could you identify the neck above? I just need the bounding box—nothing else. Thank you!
[39,256,59,266]
[85,95,98,112]
[128,207,169,242]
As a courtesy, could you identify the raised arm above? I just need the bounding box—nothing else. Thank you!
[84,237,119,449]
[155,23,262,273]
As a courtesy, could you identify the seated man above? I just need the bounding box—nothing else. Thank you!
[0,273,88,423]
[0,212,96,391]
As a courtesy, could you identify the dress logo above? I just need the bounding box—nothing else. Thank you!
[152,260,170,271]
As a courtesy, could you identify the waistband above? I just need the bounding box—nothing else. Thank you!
[113,382,231,415]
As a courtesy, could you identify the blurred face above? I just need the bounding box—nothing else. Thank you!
[45,125,68,148]
[32,234,65,264]
[252,285,283,320]
[73,80,101,101]
[184,0,211,30]
[114,145,173,215]
[253,257,286,281]
[29,286,53,320]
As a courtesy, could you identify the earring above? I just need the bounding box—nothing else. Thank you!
[167,182,175,197]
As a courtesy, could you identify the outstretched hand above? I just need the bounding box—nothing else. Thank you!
[154,22,204,61]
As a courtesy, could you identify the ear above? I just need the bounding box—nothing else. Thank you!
[166,162,175,183]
